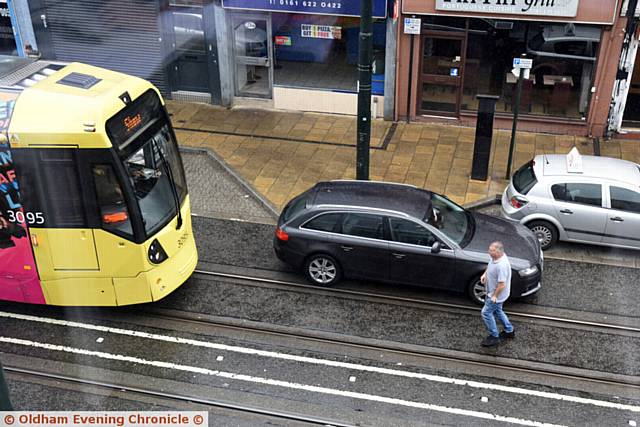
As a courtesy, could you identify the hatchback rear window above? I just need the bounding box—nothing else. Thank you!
[302,213,343,233]
[513,160,538,195]
[281,194,308,224]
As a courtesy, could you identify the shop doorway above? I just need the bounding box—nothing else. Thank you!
[622,57,640,128]
[167,0,211,95]
[231,14,273,98]
[418,33,465,116]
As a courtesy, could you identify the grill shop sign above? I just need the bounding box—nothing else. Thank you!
[436,0,579,17]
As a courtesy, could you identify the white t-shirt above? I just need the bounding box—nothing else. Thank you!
[487,254,511,303]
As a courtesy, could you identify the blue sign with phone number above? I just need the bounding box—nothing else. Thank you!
[222,0,387,18]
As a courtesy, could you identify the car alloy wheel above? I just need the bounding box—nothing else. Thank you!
[305,254,341,286]
[527,220,558,250]
[467,277,486,305]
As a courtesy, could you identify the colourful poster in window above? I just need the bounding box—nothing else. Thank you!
[275,35,292,45]
[301,24,341,39]
[0,90,44,304]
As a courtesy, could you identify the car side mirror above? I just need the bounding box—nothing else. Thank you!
[431,241,442,254]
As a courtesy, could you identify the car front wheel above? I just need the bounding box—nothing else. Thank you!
[467,276,486,306]
[527,220,558,250]
[304,254,341,287]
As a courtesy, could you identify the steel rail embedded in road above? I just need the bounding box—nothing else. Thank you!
[138,306,640,392]
[193,269,640,334]
[4,366,356,427]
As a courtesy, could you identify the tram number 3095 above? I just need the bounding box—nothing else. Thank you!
[6,210,45,225]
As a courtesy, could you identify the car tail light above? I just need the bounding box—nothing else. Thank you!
[275,227,289,241]
[510,196,529,209]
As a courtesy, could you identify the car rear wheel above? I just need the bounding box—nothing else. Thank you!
[304,254,341,287]
[467,276,486,306]
[527,220,558,250]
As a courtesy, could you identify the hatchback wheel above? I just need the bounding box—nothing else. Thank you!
[527,220,558,250]
[304,254,341,286]
[467,276,486,305]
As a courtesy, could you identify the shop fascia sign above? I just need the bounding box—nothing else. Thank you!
[221,0,387,18]
[435,0,579,18]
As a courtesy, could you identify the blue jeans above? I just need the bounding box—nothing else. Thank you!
[481,299,513,337]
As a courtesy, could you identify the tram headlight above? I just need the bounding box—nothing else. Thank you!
[148,239,168,264]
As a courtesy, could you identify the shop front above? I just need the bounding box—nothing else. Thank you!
[397,0,624,136]
[217,0,393,117]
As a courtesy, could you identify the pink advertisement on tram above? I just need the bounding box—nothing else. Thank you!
[0,91,45,304]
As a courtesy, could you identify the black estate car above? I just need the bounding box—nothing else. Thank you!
[274,180,542,304]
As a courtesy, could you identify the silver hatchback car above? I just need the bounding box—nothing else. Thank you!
[501,152,640,250]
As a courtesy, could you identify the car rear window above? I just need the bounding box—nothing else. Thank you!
[302,213,343,232]
[513,160,538,195]
[281,194,308,224]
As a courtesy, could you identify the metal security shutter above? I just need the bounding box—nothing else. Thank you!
[42,0,168,94]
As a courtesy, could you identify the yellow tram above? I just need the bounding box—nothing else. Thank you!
[0,57,197,306]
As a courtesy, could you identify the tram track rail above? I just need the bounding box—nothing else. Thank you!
[192,269,640,335]
[3,366,356,427]
[135,304,640,395]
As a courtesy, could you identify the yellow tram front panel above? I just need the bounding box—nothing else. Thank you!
[31,198,196,306]
[111,199,197,305]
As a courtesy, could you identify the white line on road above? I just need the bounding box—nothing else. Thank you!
[0,336,564,427]
[1,310,638,414]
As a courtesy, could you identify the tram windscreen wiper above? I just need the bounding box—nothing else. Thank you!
[152,140,183,230]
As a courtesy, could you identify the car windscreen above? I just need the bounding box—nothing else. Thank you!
[513,160,538,195]
[429,193,474,247]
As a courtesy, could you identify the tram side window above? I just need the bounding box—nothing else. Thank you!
[92,164,133,237]
[38,150,86,227]
[12,149,86,228]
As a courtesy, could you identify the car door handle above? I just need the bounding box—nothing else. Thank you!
[610,216,624,222]
[559,209,573,214]
[392,253,406,259]
[341,246,354,252]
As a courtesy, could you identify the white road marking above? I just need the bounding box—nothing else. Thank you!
[0,336,563,427]
[0,310,638,413]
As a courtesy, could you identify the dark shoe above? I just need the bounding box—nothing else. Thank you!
[481,335,501,347]
[500,330,515,339]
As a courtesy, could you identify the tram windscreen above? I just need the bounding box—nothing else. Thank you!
[123,123,186,235]
[107,90,187,236]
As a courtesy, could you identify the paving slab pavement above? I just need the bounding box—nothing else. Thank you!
[172,100,640,269]
[168,101,605,210]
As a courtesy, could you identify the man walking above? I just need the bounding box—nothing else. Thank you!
[480,241,515,347]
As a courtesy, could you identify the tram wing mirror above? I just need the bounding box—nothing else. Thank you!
[102,211,128,224]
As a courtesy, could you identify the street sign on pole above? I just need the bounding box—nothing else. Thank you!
[506,54,530,179]
[403,17,421,34]
[513,57,533,69]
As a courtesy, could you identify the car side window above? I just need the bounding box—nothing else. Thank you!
[551,183,601,207]
[389,218,436,247]
[342,213,383,240]
[610,187,640,214]
[302,213,343,233]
